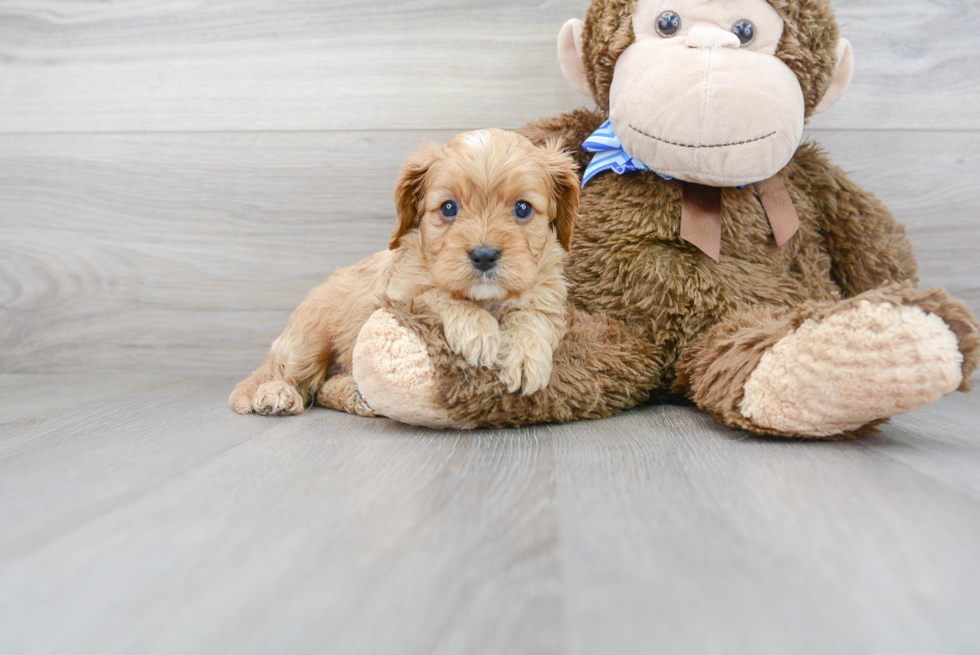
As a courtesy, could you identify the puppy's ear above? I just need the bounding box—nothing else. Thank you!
[390,142,440,250]
[540,139,581,251]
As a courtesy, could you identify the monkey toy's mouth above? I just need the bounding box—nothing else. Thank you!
[629,124,777,150]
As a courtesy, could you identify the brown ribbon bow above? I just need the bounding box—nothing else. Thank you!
[680,175,801,262]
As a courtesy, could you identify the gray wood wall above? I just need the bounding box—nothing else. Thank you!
[1,0,978,375]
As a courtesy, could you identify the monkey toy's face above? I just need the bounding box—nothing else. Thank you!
[614,0,799,186]
[559,0,854,188]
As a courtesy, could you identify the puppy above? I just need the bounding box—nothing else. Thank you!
[230,129,580,416]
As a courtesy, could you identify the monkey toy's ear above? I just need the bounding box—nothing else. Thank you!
[558,18,591,96]
[813,39,855,115]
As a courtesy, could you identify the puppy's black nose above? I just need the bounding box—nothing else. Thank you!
[469,246,501,272]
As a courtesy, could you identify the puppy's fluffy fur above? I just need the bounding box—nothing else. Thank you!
[230,129,580,416]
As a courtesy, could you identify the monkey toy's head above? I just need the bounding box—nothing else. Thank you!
[559,0,854,187]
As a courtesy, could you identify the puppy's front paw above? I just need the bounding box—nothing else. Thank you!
[253,380,306,416]
[497,337,553,396]
[444,310,501,368]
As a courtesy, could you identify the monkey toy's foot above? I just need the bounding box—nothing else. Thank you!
[352,309,463,429]
[738,286,978,437]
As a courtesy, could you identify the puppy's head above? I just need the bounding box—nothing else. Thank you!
[390,129,580,302]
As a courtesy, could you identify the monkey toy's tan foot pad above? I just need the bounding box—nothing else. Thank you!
[740,298,968,438]
[352,309,463,429]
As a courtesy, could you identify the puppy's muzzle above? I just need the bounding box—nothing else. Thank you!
[469,246,501,273]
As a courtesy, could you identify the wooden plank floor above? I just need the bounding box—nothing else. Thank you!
[1,375,979,654]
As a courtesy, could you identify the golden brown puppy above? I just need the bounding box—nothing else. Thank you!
[230,129,580,416]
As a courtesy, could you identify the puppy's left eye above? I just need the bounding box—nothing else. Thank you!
[514,201,533,221]
[440,201,459,220]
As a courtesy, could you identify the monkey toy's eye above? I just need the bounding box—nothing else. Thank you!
[514,201,533,221]
[656,11,682,38]
[440,200,459,220]
[732,20,755,46]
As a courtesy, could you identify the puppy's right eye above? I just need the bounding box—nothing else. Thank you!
[514,201,533,221]
[440,201,459,220]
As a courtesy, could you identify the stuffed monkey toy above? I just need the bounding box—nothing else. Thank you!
[349,0,979,438]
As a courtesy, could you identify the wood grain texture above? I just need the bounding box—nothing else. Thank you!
[1,0,978,133]
[1,129,977,374]
[1,374,978,654]
[0,375,563,655]
[0,130,447,374]
[551,394,980,654]
[0,0,591,134]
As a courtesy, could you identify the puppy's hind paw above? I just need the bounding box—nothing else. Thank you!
[316,374,378,418]
[350,390,379,418]
[253,380,306,416]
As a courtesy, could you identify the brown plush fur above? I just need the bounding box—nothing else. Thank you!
[231,130,580,415]
[377,0,979,436]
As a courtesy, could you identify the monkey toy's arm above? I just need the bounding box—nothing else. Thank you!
[516,108,605,173]
[352,299,660,429]
[791,143,919,297]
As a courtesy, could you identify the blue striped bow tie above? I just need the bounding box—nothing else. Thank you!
[581,120,671,187]
[580,120,795,262]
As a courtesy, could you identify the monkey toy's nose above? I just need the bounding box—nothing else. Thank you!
[469,246,501,272]
[686,26,741,50]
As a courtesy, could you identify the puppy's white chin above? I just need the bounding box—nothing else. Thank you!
[468,283,508,302]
